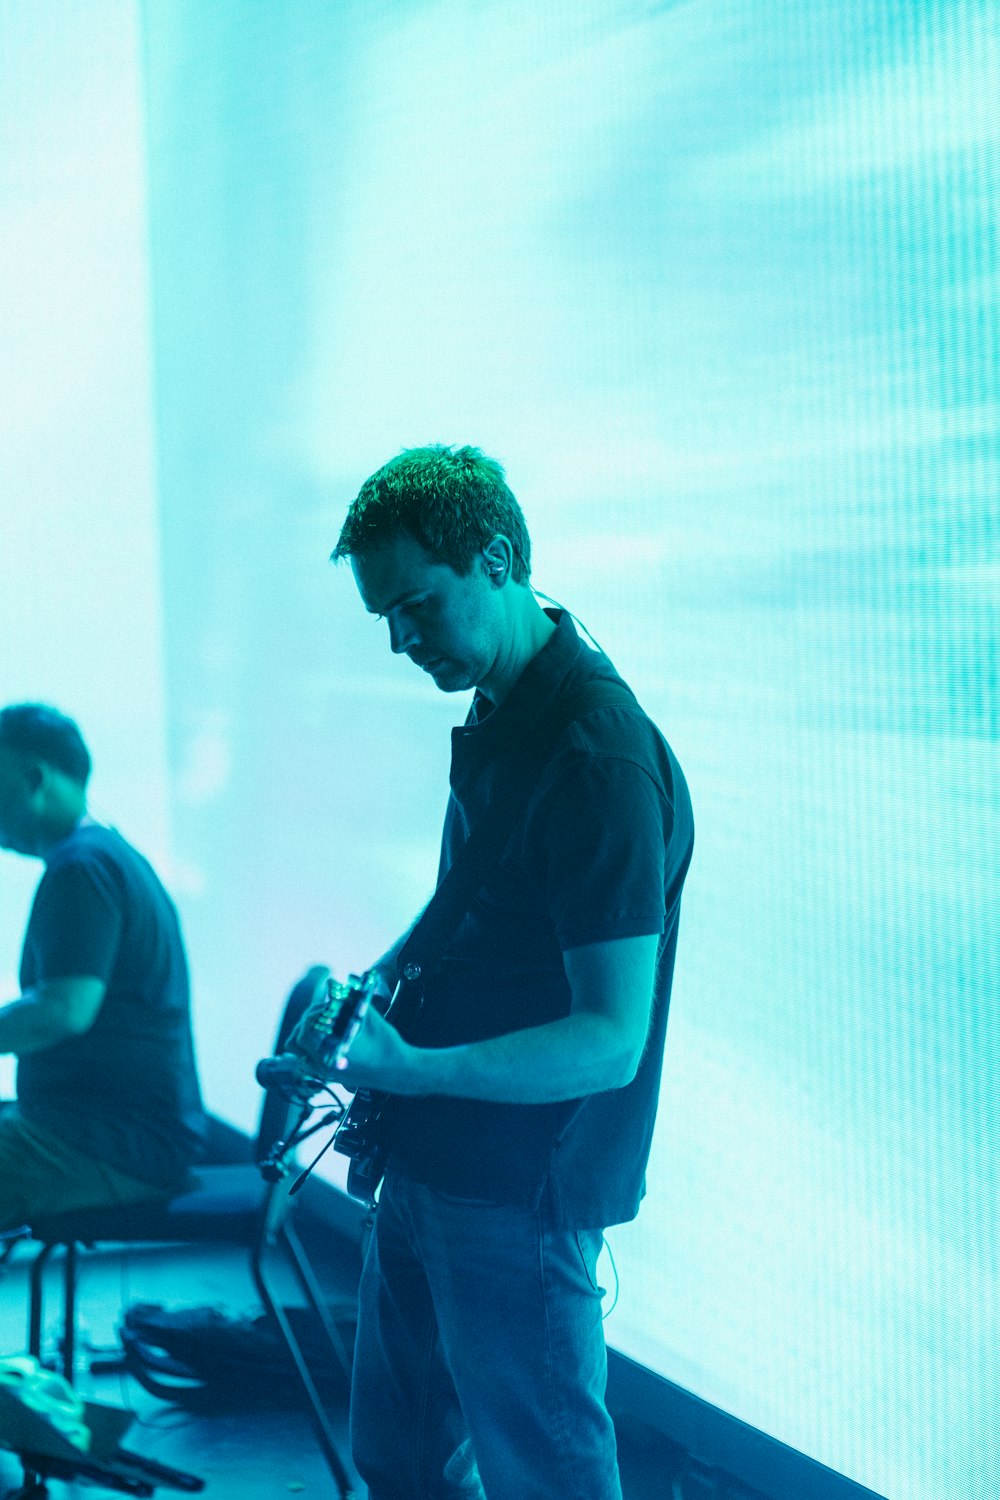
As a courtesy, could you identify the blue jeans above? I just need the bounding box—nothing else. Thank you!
[350,1170,622,1500]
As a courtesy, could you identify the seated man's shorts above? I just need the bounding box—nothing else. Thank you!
[0,1104,164,1231]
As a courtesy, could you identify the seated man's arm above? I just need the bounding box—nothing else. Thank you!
[334,930,660,1104]
[0,977,108,1056]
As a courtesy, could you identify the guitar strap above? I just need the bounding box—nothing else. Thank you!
[394,676,637,986]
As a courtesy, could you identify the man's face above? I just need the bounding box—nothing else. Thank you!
[0,746,40,855]
[351,532,502,695]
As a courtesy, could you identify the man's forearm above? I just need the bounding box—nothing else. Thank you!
[336,934,658,1104]
[415,1012,639,1102]
[340,1007,639,1105]
[0,977,106,1056]
[0,993,71,1056]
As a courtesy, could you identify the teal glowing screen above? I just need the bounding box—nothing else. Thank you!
[1,4,995,1497]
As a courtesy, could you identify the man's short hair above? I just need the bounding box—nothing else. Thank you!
[0,704,91,785]
[332,444,532,583]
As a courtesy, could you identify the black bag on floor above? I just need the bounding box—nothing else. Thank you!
[119,1300,357,1411]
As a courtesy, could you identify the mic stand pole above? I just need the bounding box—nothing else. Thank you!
[256,1100,358,1500]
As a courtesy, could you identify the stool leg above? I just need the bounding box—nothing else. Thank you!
[61,1242,78,1383]
[28,1243,58,1360]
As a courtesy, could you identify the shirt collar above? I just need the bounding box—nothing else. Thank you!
[460,609,586,743]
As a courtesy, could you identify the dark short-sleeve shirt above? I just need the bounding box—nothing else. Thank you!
[17,823,206,1188]
[386,610,694,1228]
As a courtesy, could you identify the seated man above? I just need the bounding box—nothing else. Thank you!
[0,703,206,1231]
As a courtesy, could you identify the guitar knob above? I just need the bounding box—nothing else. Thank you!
[402,962,421,981]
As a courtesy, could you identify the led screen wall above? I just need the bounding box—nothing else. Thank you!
[0,1,170,1089]
[3,3,997,1497]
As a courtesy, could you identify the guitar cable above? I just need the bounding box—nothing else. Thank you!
[289,1125,342,1195]
[600,1233,620,1320]
[530,588,610,658]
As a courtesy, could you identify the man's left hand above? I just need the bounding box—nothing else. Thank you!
[335,1005,417,1093]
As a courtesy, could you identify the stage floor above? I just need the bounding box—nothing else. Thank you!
[0,1232,757,1500]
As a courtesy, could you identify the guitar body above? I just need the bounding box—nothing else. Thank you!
[333,975,421,1208]
[335,1089,389,1208]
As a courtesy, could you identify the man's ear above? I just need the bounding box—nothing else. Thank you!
[23,760,45,796]
[481,536,513,582]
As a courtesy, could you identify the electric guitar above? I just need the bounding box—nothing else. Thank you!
[332,975,425,1208]
[278,971,379,1082]
[281,971,413,1208]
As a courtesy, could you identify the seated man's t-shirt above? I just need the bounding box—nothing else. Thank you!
[17,822,206,1189]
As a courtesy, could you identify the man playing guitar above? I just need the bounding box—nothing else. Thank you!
[294,444,694,1500]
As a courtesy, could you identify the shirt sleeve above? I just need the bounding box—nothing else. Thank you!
[527,753,670,951]
[27,858,124,982]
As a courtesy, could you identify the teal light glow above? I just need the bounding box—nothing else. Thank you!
[0,0,170,1084]
[2,3,996,1496]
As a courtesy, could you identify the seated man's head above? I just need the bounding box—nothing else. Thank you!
[0,703,90,856]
